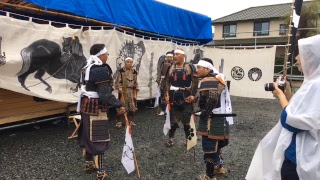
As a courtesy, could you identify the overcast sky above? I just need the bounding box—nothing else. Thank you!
[156,0,305,20]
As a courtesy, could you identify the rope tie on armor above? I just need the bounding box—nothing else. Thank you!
[174,73,177,81]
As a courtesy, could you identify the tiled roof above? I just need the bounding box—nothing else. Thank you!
[212,2,311,24]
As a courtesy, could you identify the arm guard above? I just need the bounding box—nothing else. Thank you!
[200,90,219,121]
[165,65,172,93]
[114,70,122,90]
[190,73,199,96]
[134,70,139,90]
[96,82,124,108]
[188,63,199,96]
[156,63,163,83]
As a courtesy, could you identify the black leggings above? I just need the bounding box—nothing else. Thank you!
[168,124,190,139]
[281,157,299,180]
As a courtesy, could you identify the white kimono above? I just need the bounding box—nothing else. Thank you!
[246,35,320,180]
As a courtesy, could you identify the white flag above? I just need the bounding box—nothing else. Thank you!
[220,86,233,125]
[121,126,135,174]
[163,104,171,135]
[154,86,161,108]
[187,114,197,150]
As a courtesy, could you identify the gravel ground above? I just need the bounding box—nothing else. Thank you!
[0,96,282,180]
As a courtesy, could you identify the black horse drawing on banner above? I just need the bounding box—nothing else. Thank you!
[0,36,6,67]
[17,36,87,93]
[115,40,146,77]
[190,48,204,64]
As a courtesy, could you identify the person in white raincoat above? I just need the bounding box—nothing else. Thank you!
[246,35,320,180]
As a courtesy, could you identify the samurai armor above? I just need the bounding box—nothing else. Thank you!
[89,111,110,142]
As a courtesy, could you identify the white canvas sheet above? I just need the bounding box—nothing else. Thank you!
[0,14,276,103]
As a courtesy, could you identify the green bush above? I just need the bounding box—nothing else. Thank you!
[274,56,301,75]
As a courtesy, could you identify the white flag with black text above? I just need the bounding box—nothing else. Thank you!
[163,104,171,135]
[154,85,161,108]
[121,126,135,174]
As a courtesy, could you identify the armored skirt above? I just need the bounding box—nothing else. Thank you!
[118,88,137,112]
[78,97,110,155]
[169,102,193,125]
[198,116,230,153]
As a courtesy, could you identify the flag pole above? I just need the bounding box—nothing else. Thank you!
[123,113,141,179]
[133,146,141,179]
[283,0,295,78]
[284,0,303,79]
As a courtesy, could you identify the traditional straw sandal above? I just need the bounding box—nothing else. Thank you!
[115,122,122,128]
[96,171,108,180]
[85,161,96,173]
[166,138,174,147]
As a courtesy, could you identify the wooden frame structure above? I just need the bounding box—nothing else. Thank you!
[0,88,76,128]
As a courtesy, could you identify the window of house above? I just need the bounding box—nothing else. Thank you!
[279,24,286,35]
[223,24,237,37]
[253,21,269,36]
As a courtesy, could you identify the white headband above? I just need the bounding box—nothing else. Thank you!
[84,47,108,81]
[166,53,173,57]
[174,49,185,55]
[95,47,108,56]
[195,60,214,71]
[125,57,133,61]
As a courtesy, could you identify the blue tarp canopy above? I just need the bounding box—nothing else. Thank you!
[22,0,212,44]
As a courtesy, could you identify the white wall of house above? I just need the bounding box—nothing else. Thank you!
[213,19,287,40]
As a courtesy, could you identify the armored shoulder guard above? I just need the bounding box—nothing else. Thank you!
[133,69,138,75]
[187,63,197,77]
[119,68,125,74]
[89,65,112,84]
[199,77,219,91]
[198,76,225,117]
[161,62,171,76]
[105,64,113,75]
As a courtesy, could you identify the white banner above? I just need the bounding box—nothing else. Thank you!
[0,14,276,102]
[202,47,276,99]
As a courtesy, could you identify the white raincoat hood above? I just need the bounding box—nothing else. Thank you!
[246,35,320,180]
[286,35,320,130]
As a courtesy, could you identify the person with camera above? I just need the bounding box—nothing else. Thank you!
[246,35,320,180]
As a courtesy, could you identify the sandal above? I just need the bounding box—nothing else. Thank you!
[214,165,228,176]
[115,122,122,128]
[196,174,217,180]
[85,161,96,173]
[130,121,136,126]
[166,138,174,147]
[96,171,108,180]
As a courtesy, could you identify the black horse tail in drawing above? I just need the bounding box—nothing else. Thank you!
[17,47,32,76]
[17,39,61,92]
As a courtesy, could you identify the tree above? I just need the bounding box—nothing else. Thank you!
[282,0,320,39]
[279,0,320,76]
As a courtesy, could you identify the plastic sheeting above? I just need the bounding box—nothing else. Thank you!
[22,0,213,44]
